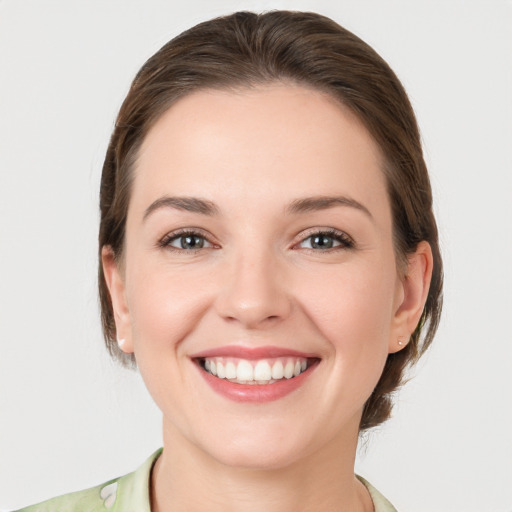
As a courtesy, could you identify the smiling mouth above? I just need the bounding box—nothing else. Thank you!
[198,356,318,385]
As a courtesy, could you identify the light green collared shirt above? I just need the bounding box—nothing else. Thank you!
[16,449,397,511]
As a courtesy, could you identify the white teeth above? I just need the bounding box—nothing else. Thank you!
[254,361,272,381]
[284,361,294,379]
[271,360,284,379]
[236,360,254,381]
[216,361,226,379]
[225,361,237,379]
[203,356,310,384]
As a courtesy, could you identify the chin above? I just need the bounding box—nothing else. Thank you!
[188,417,324,471]
[207,441,306,471]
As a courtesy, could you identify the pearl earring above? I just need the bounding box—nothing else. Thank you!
[117,338,126,348]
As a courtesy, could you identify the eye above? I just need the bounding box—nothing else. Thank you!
[297,229,354,251]
[159,230,213,251]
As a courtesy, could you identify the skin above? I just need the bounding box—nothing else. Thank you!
[103,85,432,512]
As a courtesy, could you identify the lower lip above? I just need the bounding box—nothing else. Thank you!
[196,361,318,403]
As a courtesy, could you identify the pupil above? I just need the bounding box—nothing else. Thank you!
[312,235,333,249]
[181,235,203,249]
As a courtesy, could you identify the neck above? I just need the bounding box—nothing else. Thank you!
[151,419,373,512]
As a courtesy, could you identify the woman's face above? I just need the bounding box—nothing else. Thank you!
[105,85,417,469]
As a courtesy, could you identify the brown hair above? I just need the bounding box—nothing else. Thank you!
[99,10,443,430]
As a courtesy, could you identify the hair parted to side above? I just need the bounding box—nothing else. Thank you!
[99,10,443,430]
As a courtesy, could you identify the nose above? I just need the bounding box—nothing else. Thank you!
[214,248,292,329]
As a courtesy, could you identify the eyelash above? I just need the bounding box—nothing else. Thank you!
[158,229,215,252]
[294,228,355,252]
[157,228,355,252]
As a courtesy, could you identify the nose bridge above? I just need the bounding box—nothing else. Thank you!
[215,241,291,328]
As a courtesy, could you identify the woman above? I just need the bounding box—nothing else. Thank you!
[17,10,442,512]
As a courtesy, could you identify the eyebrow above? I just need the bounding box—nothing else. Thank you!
[143,196,219,220]
[287,196,373,219]
[143,194,372,221]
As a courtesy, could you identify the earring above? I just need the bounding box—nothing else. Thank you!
[397,336,407,346]
[117,338,126,348]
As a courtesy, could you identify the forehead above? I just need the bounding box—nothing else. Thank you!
[131,85,388,218]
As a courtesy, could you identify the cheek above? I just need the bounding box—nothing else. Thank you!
[123,262,216,420]
[298,261,397,357]
[125,262,213,352]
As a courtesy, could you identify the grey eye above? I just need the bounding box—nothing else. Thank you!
[170,234,208,250]
[301,234,341,250]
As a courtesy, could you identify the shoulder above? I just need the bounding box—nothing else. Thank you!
[13,479,118,512]
[12,449,162,512]
[357,475,398,512]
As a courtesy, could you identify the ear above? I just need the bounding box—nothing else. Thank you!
[101,246,134,354]
[389,241,433,354]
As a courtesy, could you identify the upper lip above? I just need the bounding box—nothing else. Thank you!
[189,345,319,360]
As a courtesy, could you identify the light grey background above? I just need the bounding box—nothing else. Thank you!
[1,1,511,511]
